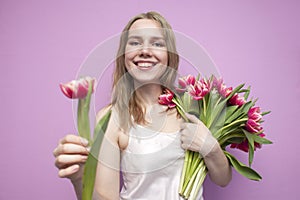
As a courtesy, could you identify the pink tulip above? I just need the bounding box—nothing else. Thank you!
[230,140,249,152]
[60,77,95,99]
[212,77,232,98]
[158,89,176,108]
[246,119,262,133]
[188,79,210,100]
[229,93,245,107]
[219,85,233,98]
[245,106,263,133]
[248,107,262,122]
[176,75,196,93]
[212,76,223,89]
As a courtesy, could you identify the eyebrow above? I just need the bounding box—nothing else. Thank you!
[127,35,165,40]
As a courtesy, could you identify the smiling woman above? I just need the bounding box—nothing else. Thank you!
[53,11,232,200]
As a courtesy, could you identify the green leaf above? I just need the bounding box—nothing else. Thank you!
[205,91,221,126]
[206,98,226,129]
[82,109,111,200]
[243,130,255,166]
[93,109,112,140]
[224,151,262,181]
[243,86,251,101]
[224,105,239,120]
[218,131,244,146]
[224,101,254,125]
[252,135,273,144]
[262,111,271,116]
[225,83,245,101]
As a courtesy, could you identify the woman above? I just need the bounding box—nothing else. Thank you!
[53,11,232,200]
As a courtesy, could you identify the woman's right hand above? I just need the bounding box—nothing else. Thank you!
[53,134,90,183]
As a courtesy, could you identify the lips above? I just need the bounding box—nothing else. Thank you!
[133,61,157,69]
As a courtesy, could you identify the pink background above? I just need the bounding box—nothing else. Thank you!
[1,0,299,199]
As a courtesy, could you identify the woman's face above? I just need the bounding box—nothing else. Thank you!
[124,19,168,85]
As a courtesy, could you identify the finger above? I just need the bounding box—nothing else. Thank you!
[184,113,201,124]
[180,122,186,130]
[59,134,89,147]
[55,154,88,169]
[58,164,80,178]
[53,143,89,157]
[181,143,187,150]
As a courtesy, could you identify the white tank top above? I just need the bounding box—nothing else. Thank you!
[120,124,204,200]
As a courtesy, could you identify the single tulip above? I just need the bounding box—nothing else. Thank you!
[212,76,223,89]
[60,77,95,99]
[248,107,262,122]
[158,89,176,108]
[229,93,245,107]
[212,77,232,98]
[219,85,232,98]
[176,75,196,93]
[246,118,263,133]
[188,79,210,100]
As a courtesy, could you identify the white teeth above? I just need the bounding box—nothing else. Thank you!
[137,62,154,68]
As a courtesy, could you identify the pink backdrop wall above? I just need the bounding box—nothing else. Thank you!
[1,0,299,199]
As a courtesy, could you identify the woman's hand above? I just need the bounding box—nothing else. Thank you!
[180,113,232,186]
[180,113,218,157]
[53,134,90,182]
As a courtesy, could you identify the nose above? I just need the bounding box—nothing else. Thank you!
[139,44,152,57]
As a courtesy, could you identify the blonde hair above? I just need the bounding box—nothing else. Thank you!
[111,11,179,131]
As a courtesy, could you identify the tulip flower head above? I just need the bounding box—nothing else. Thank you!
[229,93,246,107]
[158,89,176,109]
[246,107,263,133]
[60,77,96,99]
[188,79,211,100]
[177,75,196,93]
[212,76,232,98]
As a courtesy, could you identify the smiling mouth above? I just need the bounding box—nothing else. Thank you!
[134,61,157,68]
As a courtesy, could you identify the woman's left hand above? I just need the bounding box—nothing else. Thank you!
[180,113,218,157]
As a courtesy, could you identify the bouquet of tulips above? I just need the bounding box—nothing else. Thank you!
[158,74,272,200]
[60,77,111,200]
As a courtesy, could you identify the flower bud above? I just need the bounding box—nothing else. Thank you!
[60,77,95,99]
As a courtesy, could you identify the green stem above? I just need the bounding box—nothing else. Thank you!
[182,151,194,193]
[202,96,207,119]
[179,151,189,194]
[182,160,205,198]
[77,99,91,142]
[189,162,207,200]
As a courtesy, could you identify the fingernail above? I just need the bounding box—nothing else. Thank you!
[81,138,89,146]
[82,156,88,162]
[86,146,91,152]
[72,165,79,172]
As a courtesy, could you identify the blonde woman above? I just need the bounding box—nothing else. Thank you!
[53,11,231,200]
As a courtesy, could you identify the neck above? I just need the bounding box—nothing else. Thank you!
[135,83,163,106]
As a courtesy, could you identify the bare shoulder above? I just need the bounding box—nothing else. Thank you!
[96,105,126,149]
[96,104,113,123]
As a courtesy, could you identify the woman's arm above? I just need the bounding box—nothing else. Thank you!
[203,143,232,186]
[180,113,232,187]
[53,106,121,200]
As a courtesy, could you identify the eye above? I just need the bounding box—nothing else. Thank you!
[128,40,141,46]
[152,41,166,48]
